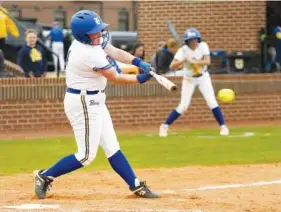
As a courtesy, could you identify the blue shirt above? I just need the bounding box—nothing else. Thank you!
[274,27,281,63]
[49,27,63,42]
[18,44,45,77]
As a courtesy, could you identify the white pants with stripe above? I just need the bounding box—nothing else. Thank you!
[64,91,120,166]
[52,42,65,72]
[176,72,219,114]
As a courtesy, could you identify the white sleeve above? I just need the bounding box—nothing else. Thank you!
[174,48,185,61]
[200,42,210,56]
[86,47,113,71]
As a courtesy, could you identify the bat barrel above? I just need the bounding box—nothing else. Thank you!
[170,85,178,92]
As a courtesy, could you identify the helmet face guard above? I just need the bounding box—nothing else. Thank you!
[88,30,109,45]
[101,30,109,45]
[184,37,201,46]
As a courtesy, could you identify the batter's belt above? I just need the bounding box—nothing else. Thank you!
[67,88,104,95]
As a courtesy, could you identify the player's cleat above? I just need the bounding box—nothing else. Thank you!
[220,125,229,136]
[33,170,53,199]
[130,181,160,198]
[159,124,169,137]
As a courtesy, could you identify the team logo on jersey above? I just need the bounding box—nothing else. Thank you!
[94,17,101,25]
[30,48,42,62]
[89,100,99,106]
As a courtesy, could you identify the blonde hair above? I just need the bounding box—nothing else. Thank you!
[166,38,178,49]
[25,29,37,38]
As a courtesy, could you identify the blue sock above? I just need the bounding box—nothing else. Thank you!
[42,154,83,178]
[212,106,225,126]
[108,150,136,188]
[164,109,181,125]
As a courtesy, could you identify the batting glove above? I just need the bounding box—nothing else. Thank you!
[137,73,153,84]
[132,57,151,74]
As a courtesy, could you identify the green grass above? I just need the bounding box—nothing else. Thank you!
[0,126,280,175]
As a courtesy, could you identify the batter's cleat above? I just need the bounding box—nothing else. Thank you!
[130,181,160,198]
[159,124,169,137]
[33,170,53,199]
[220,125,229,136]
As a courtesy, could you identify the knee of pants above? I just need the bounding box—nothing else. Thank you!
[103,143,120,159]
[207,99,218,109]
[75,151,97,166]
[176,103,190,114]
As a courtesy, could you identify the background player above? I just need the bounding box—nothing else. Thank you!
[159,28,229,137]
[48,21,65,73]
[33,10,159,199]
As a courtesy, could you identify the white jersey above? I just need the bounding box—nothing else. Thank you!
[65,40,112,90]
[174,41,210,77]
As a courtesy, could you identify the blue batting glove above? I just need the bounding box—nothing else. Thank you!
[138,61,151,74]
[137,73,153,84]
[132,57,151,74]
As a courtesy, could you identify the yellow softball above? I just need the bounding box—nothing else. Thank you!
[218,89,235,103]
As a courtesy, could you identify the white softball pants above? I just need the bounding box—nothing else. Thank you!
[176,72,219,114]
[64,91,120,166]
[52,42,65,72]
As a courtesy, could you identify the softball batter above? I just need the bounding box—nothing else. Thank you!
[159,28,229,137]
[33,10,159,199]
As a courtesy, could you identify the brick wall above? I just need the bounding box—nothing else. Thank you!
[138,1,266,60]
[0,74,281,132]
[108,93,281,126]
[2,1,136,31]
[0,99,66,131]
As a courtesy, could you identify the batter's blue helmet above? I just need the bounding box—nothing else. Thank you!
[184,28,201,44]
[70,10,109,44]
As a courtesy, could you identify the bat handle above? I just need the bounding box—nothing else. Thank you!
[149,67,156,76]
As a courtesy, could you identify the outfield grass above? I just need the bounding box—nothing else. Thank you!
[0,126,280,175]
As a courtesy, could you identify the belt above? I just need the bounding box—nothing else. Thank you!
[192,70,207,78]
[67,88,104,95]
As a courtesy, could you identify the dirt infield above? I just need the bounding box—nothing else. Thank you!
[1,121,280,211]
[0,164,280,212]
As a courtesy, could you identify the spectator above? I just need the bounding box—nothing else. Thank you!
[0,4,19,73]
[151,40,165,69]
[48,21,65,73]
[131,42,145,60]
[155,38,179,75]
[18,29,46,78]
[273,26,281,72]
[265,46,277,73]
[210,50,227,72]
